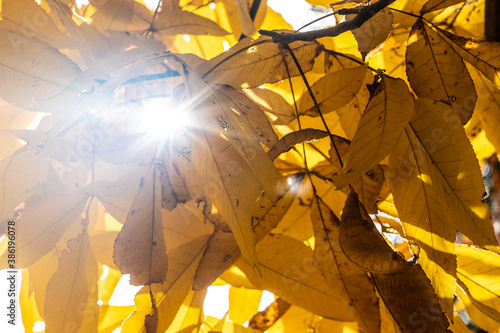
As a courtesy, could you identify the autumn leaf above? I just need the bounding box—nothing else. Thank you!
[311,195,380,332]
[267,129,329,161]
[372,264,450,332]
[348,8,393,59]
[297,66,368,116]
[113,158,168,286]
[44,233,99,333]
[339,188,415,274]
[406,19,476,124]
[249,298,291,331]
[237,233,356,322]
[332,75,415,188]
[420,0,465,13]
[152,9,230,36]
[196,36,322,88]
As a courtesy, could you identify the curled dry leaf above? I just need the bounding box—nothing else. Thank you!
[372,264,450,332]
[311,195,380,333]
[339,188,415,274]
[267,129,329,161]
[249,298,292,331]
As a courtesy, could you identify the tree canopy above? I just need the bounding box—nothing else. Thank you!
[1,0,500,332]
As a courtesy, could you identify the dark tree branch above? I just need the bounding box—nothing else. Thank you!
[259,0,396,42]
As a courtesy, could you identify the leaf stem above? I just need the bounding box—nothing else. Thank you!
[283,43,345,169]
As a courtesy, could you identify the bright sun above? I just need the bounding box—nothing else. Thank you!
[141,98,191,138]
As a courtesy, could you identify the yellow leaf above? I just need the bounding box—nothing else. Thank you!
[406,19,476,124]
[386,101,461,317]
[311,195,380,332]
[113,159,168,286]
[0,0,75,48]
[166,289,206,333]
[0,148,49,222]
[313,136,385,214]
[0,28,81,112]
[159,151,191,211]
[372,264,450,332]
[406,98,498,254]
[242,87,296,125]
[89,0,152,31]
[339,189,415,274]
[297,66,368,116]
[193,174,303,290]
[249,298,291,331]
[333,75,415,188]
[153,9,230,36]
[26,249,59,318]
[456,285,500,333]
[437,28,500,85]
[98,304,136,333]
[456,245,500,321]
[229,286,263,326]
[349,8,393,59]
[196,36,322,88]
[437,0,484,38]
[237,233,356,322]
[267,129,328,161]
[470,67,500,153]
[20,269,43,333]
[154,235,210,332]
[421,0,465,13]
[44,233,99,333]
[0,188,89,269]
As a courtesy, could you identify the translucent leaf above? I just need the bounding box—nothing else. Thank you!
[421,0,465,13]
[89,0,152,31]
[44,233,98,333]
[406,98,499,254]
[339,189,415,274]
[267,129,328,161]
[159,152,191,211]
[113,160,168,286]
[152,10,230,36]
[196,36,322,88]
[0,28,81,112]
[166,289,206,333]
[0,0,75,48]
[193,174,303,290]
[0,148,49,222]
[457,245,500,321]
[229,286,262,326]
[242,88,296,125]
[311,195,380,332]
[406,19,476,124]
[372,264,450,332]
[237,233,356,322]
[178,59,279,267]
[0,189,89,268]
[348,8,393,59]
[437,28,500,85]
[332,75,415,188]
[297,66,368,116]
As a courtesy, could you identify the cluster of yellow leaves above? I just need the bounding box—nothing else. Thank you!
[2,0,500,332]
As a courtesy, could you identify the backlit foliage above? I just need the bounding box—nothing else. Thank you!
[1,0,500,332]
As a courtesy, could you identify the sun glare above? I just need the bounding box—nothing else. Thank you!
[141,99,190,138]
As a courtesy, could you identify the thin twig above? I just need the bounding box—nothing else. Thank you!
[260,0,396,42]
